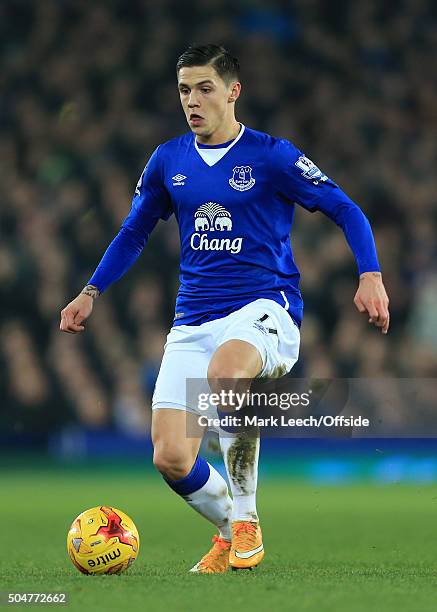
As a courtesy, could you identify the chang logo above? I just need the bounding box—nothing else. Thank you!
[194,202,231,232]
[191,202,242,254]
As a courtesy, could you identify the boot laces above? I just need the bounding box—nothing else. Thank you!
[200,535,231,567]
[233,522,258,548]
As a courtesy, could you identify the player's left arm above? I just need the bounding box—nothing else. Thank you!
[274,139,390,334]
[312,188,390,335]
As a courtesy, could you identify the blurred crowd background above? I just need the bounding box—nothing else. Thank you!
[1,0,436,440]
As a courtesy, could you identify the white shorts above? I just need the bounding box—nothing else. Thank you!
[152,298,300,417]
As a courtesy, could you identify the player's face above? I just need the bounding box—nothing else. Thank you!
[178,65,240,140]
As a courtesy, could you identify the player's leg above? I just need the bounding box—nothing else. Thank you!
[207,339,261,524]
[208,299,300,569]
[152,408,232,573]
[151,321,238,573]
[207,339,264,569]
[152,407,232,537]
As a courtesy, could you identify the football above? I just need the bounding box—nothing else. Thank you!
[67,506,140,575]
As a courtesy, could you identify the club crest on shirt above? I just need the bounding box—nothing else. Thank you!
[229,165,256,191]
[294,155,328,185]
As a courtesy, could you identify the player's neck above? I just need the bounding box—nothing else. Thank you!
[196,120,241,146]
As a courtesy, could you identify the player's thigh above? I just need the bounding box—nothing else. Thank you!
[207,339,263,393]
[152,325,213,413]
[151,325,211,472]
[214,299,300,379]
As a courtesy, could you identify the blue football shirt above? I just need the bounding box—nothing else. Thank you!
[89,124,380,327]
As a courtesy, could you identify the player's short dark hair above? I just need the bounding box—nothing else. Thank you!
[176,44,240,84]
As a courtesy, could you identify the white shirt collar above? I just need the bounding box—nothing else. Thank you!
[194,124,245,167]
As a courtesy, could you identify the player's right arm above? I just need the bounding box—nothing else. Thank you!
[60,147,172,334]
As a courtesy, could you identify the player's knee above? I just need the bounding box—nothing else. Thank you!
[153,445,194,481]
[207,362,251,396]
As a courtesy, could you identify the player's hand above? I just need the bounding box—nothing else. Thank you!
[353,271,390,334]
[60,293,94,334]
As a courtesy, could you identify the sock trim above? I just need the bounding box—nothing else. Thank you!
[164,455,210,496]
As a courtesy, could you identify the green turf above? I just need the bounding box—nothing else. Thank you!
[1,466,437,611]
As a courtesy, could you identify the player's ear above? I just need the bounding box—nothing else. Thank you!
[228,82,241,103]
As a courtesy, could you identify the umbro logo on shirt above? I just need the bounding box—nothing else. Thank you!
[172,174,187,186]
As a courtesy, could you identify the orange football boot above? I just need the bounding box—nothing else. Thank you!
[189,535,231,574]
[229,521,264,570]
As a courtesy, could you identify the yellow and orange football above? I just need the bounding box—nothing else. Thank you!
[67,506,140,575]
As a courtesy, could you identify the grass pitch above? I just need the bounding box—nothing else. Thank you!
[1,464,437,611]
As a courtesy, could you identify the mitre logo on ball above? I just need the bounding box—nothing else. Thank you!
[190,202,243,254]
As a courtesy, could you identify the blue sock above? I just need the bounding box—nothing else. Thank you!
[164,455,210,496]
